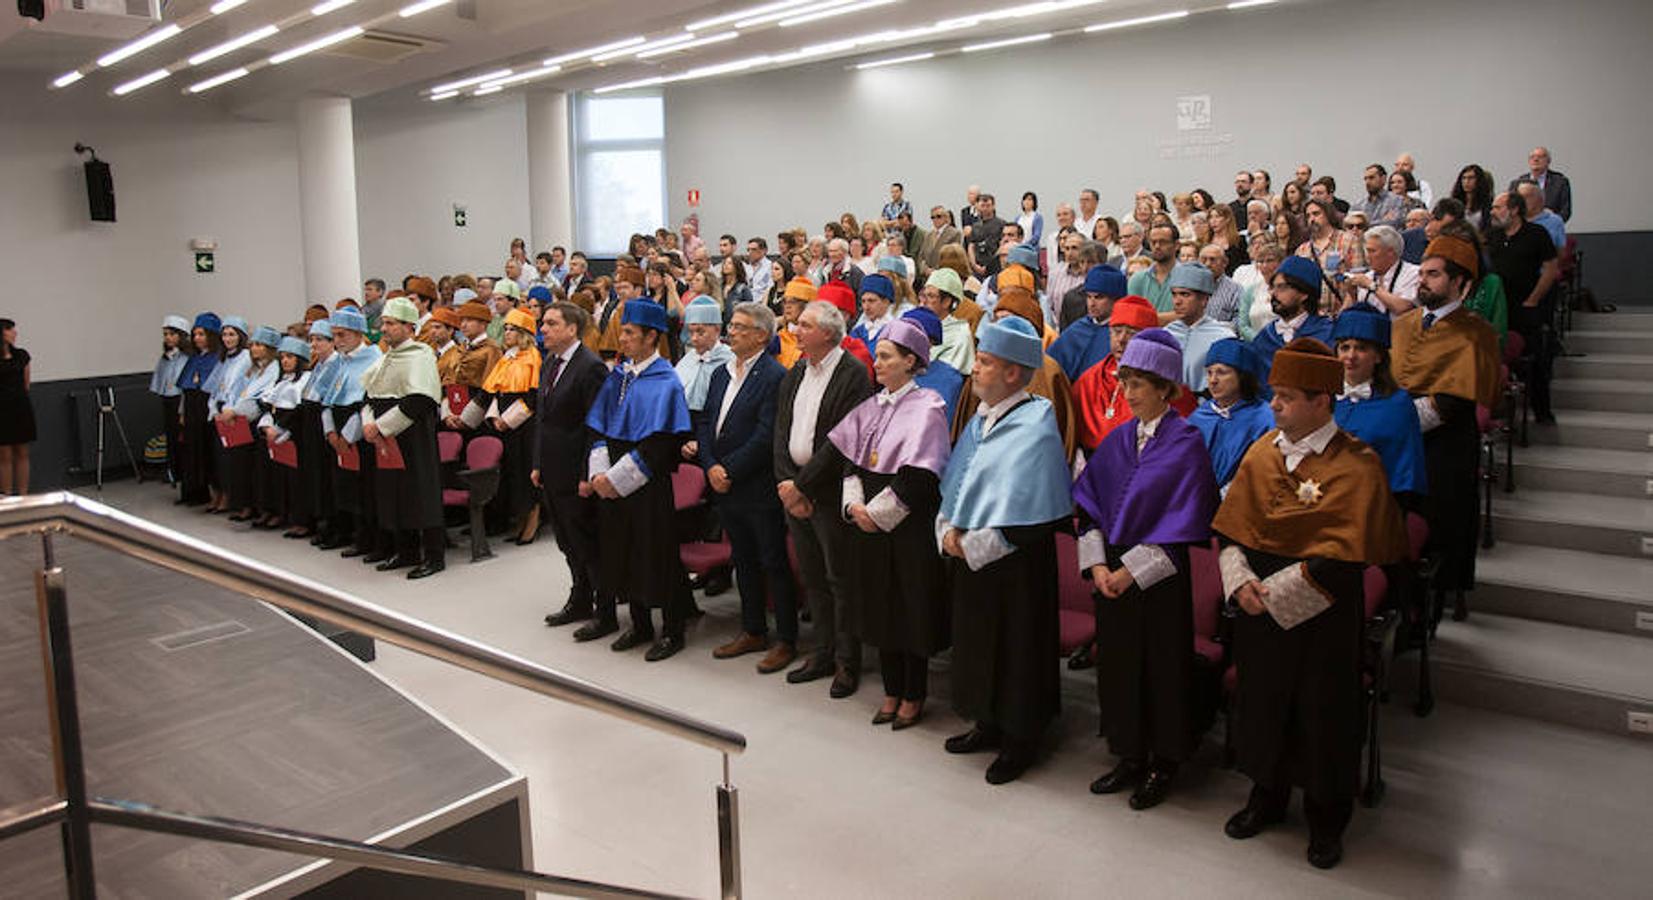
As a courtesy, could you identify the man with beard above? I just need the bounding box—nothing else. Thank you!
[1251,256,1335,367]
[1127,223,1180,314]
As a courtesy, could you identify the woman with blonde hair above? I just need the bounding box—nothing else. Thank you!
[1207,204,1248,274]
[1171,193,1196,238]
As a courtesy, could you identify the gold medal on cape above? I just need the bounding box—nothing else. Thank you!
[870,450,879,467]
[1296,478,1324,506]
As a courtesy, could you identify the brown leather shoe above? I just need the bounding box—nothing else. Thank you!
[713,632,769,659]
[755,642,797,674]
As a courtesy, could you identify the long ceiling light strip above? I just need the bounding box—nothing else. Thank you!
[1083,9,1189,32]
[735,0,858,29]
[187,0,449,95]
[56,0,264,86]
[398,0,451,17]
[268,25,363,64]
[855,51,934,69]
[472,64,563,93]
[637,31,738,59]
[960,31,1051,51]
[543,35,646,66]
[430,68,513,94]
[112,68,172,95]
[96,23,183,67]
[310,0,356,14]
[187,24,280,66]
[188,67,251,93]
[777,0,898,28]
[593,32,696,62]
[687,0,812,31]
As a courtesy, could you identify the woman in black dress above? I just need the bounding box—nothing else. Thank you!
[0,319,36,495]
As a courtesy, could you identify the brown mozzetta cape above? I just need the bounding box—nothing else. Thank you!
[1212,428,1407,566]
[434,343,462,385]
[1390,306,1500,409]
[454,337,503,389]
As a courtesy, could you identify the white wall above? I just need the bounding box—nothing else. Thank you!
[0,88,307,381]
[353,94,533,284]
[664,0,1653,240]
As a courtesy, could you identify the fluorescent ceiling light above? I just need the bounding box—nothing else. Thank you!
[544,35,645,66]
[1226,0,1275,7]
[188,67,250,93]
[268,25,363,63]
[97,23,182,67]
[399,0,451,17]
[594,75,665,94]
[311,0,356,14]
[430,67,512,93]
[637,31,738,58]
[112,68,171,95]
[673,54,771,81]
[856,51,933,69]
[209,0,248,14]
[688,0,811,31]
[961,32,1051,52]
[473,85,501,96]
[1084,9,1188,31]
[52,70,85,88]
[778,0,897,28]
[736,0,855,28]
[430,89,459,100]
[595,32,695,61]
[188,24,280,66]
[476,64,562,90]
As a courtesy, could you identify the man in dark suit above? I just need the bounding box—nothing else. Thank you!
[531,302,611,635]
[1510,146,1572,223]
[774,300,874,697]
[698,302,798,674]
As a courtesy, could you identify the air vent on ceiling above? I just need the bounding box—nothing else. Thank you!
[323,30,440,64]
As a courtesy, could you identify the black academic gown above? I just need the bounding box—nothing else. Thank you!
[1228,546,1365,805]
[834,458,950,657]
[1421,395,1479,592]
[947,520,1065,741]
[367,394,445,531]
[298,399,333,529]
[268,385,310,525]
[327,397,379,548]
[1092,542,1197,763]
[179,388,215,502]
[476,387,538,523]
[594,431,686,611]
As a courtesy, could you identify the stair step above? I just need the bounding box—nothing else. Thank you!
[1551,378,1653,414]
[1564,331,1653,355]
[1391,615,1653,736]
[1475,542,1653,638]
[1510,445,1653,497]
[1555,352,1653,381]
[1529,411,1653,451]
[1490,489,1653,558]
[1572,311,1653,330]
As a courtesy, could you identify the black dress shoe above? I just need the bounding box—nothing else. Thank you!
[375,555,418,572]
[339,546,369,558]
[1451,592,1469,622]
[828,665,859,699]
[1089,758,1146,795]
[944,726,1001,755]
[1307,837,1344,870]
[786,655,835,684]
[1224,804,1286,840]
[644,635,685,662]
[362,551,393,565]
[985,749,1034,785]
[544,603,593,627]
[316,535,348,550]
[407,562,444,580]
[610,628,653,652]
[1128,769,1175,810]
[573,617,619,642]
[701,572,732,597]
[1067,644,1096,670]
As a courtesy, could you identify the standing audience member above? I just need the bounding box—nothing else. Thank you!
[0,319,36,495]
[1487,191,1559,422]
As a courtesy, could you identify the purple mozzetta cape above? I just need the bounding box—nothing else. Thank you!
[827,385,952,476]
[1072,412,1220,547]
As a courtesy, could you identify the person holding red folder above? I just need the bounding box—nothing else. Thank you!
[221,325,281,523]
[256,336,312,534]
[319,308,385,558]
[360,297,447,580]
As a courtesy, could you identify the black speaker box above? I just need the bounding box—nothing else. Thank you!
[84,159,115,222]
[19,1,46,21]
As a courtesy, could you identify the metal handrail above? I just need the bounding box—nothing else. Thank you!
[1,492,746,899]
[0,492,745,756]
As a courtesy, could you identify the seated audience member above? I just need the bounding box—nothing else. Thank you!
[1251,256,1334,366]
[1231,238,1284,341]
[1163,263,1237,393]
[1342,225,1419,316]
[1214,337,1407,872]
[1198,243,1247,326]
[1189,338,1275,489]
[1332,306,1428,504]
[1072,327,1219,810]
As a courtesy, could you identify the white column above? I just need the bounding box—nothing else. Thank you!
[525,88,575,252]
[295,95,362,302]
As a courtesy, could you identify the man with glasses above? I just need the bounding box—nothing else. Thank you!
[918,205,962,279]
[1127,223,1181,314]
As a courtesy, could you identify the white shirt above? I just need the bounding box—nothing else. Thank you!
[1076,210,1101,241]
[625,351,659,378]
[1276,311,1310,343]
[1135,410,1167,454]
[788,347,844,467]
[1339,380,1373,402]
[1359,260,1420,314]
[979,388,1031,436]
[1272,417,1339,473]
[1421,298,1463,326]
[716,349,765,437]
[744,259,773,301]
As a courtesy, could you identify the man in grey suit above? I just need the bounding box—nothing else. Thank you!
[917,205,963,279]
[1510,146,1572,222]
[774,301,874,697]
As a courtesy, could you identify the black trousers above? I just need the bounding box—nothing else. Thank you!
[1512,301,1554,418]
[543,486,602,611]
[391,527,446,565]
[722,503,798,643]
[879,650,929,702]
[160,396,182,484]
[1246,782,1355,843]
[786,507,862,667]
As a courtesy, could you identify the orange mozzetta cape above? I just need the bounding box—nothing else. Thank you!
[1390,306,1500,408]
[1212,429,1407,565]
[481,347,542,393]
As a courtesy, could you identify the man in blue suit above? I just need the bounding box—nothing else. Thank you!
[698,301,800,674]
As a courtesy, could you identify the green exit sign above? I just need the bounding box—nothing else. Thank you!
[194,251,215,274]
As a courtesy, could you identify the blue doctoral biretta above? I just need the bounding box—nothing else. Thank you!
[621,298,670,334]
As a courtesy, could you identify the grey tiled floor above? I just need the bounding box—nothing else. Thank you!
[73,482,1653,898]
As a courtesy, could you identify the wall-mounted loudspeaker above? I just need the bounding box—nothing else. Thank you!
[75,143,115,222]
[19,1,46,21]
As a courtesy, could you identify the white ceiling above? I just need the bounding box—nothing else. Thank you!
[3,0,1271,120]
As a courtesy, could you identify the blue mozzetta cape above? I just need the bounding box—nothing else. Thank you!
[1188,397,1276,487]
[150,351,189,397]
[939,396,1073,530]
[1251,314,1335,367]
[302,353,342,403]
[1335,389,1429,496]
[321,344,384,407]
[1047,317,1112,382]
[915,358,966,424]
[587,356,693,442]
[177,350,219,392]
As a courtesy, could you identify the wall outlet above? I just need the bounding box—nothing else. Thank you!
[1629,711,1653,734]
[1637,612,1653,632]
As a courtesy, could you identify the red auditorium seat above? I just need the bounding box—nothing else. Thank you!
[1054,531,1096,655]
[671,463,707,511]
[441,436,503,563]
[437,431,462,464]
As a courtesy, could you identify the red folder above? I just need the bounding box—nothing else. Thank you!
[268,439,298,468]
[375,436,406,470]
[216,415,253,448]
[446,384,470,417]
[336,443,360,471]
